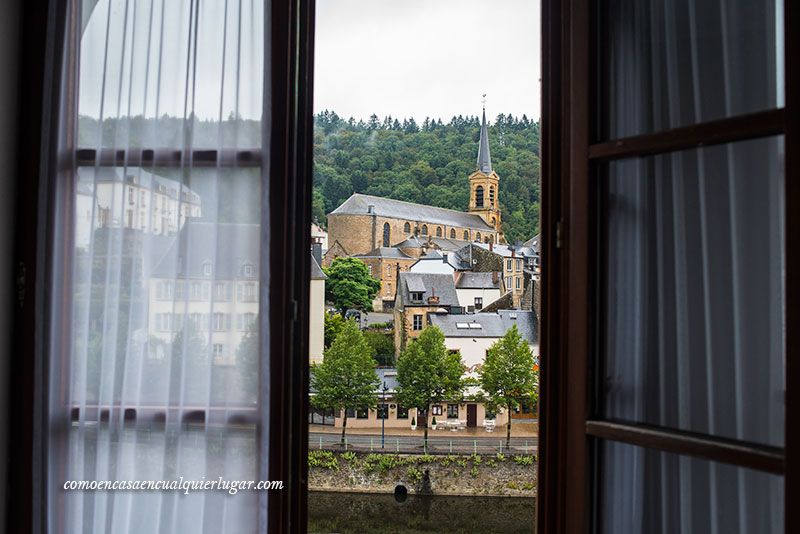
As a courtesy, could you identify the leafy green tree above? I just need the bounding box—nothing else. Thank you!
[479,325,538,448]
[363,331,395,367]
[324,311,347,348]
[311,319,380,445]
[323,257,381,313]
[396,326,464,442]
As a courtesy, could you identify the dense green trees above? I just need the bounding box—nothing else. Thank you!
[323,257,381,313]
[313,111,540,244]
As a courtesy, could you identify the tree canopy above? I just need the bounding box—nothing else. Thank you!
[323,257,381,312]
[396,326,464,442]
[479,324,538,447]
[310,319,380,445]
[313,111,540,244]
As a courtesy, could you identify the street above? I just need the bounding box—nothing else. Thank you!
[309,431,539,455]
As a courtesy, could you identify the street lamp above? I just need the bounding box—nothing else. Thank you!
[381,380,388,449]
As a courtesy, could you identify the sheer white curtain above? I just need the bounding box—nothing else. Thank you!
[46,1,266,532]
[599,0,785,532]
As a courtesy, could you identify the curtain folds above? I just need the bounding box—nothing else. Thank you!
[599,0,785,532]
[46,1,266,532]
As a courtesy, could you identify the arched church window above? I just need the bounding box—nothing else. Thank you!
[484,236,490,244]
[475,185,484,208]
[450,229,456,239]
[489,186,495,206]
[463,230,469,240]
[404,222,411,233]
[436,227,442,237]
[475,232,482,242]
[421,225,428,236]
[383,222,391,247]
[489,235,495,244]
[491,217,496,227]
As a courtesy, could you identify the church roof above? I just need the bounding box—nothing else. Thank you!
[477,107,492,174]
[355,247,414,260]
[330,194,495,231]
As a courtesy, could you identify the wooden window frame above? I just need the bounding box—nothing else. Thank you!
[538,0,799,533]
[8,0,315,533]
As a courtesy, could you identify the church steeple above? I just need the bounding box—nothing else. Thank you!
[477,104,492,174]
[468,97,504,243]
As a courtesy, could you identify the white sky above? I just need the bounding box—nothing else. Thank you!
[314,0,541,122]
[78,0,540,122]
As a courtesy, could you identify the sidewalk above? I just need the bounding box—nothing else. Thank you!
[309,422,538,439]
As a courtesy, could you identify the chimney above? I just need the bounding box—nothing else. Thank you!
[511,248,516,258]
[492,271,499,285]
[489,242,493,252]
[442,252,448,264]
[427,287,440,305]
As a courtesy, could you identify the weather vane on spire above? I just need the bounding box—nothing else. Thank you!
[481,93,487,109]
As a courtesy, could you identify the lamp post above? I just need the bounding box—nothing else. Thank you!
[381,380,388,449]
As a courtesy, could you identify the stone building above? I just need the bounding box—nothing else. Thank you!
[393,272,459,354]
[326,106,505,259]
[352,247,417,312]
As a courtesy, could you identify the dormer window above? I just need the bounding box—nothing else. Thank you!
[242,262,255,277]
[202,261,212,276]
[410,291,423,302]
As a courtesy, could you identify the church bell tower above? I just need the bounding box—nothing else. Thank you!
[468,102,503,240]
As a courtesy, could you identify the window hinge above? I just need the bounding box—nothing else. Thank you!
[555,220,563,249]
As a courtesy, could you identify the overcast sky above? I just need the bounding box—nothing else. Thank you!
[314,0,541,122]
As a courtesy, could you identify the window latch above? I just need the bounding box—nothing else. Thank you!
[555,220,563,249]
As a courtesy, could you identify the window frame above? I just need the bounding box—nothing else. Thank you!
[538,0,799,532]
[9,1,315,533]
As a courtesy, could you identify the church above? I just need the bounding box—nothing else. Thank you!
[326,106,505,261]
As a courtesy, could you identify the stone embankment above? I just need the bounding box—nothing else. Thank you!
[308,450,537,497]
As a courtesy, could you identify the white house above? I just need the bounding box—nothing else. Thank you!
[309,255,326,363]
[148,222,259,365]
[76,167,202,248]
[409,249,459,275]
[454,271,504,312]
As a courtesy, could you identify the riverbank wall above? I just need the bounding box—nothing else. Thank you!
[308,450,537,497]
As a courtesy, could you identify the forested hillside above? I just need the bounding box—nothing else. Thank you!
[313,111,541,244]
[77,111,541,243]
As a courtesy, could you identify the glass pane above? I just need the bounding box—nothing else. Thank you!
[601,136,785,447]
[597,0,784,140]
[78,0,263,149]
[599,441,783,533]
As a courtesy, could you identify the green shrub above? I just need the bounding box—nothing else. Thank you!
[496,452,507,462]
[469,453,482,465]
[486,458,497,468]
[417,454,436,464]
[512,455,534,466]
[441,454,457,467]
[507,481,519,490]
[470,466,479,478]
[341,451,358,465]
[407,466,423,482]
[522,482,535,490]
[308,450,339,470]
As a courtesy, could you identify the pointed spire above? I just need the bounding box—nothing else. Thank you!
[477,98,492,174]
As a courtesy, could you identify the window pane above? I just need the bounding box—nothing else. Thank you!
[601,136,784,446]
[599,440,783,533]
[597,0,784,140]
[78,0,263,149]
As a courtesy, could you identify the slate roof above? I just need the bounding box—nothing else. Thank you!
[330,193,494,231]
[396,272,459,308]
[475,242,538,259]
[427,237,473,252]
[311,367,399,394]
[311,255,327,280]
[411,249,468,271]
[354,247,414,260]
[456,272,501,289]
[152,221,260,279]
[477,107,493,174]
[429,310,537,344]
[522,234,540,253]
